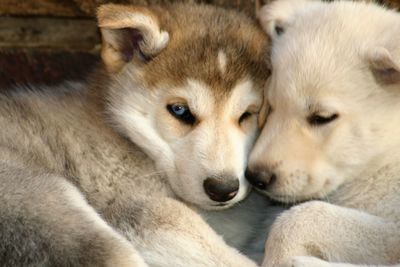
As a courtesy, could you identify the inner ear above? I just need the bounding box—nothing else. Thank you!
[367,47,400,85]
[117,28,144,62]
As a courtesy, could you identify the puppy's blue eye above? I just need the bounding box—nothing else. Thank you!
[167,104,196,125]
[172,105,186,116]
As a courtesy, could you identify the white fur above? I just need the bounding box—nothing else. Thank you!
[290,256,400,267]
[257,0,312,39]
[252,0,400,266]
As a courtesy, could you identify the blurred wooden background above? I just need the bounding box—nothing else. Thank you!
[0,0,399,87]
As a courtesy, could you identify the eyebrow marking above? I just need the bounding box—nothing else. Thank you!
[218,50,228,75]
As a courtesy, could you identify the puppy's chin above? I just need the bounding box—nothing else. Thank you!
[206,203,236,211]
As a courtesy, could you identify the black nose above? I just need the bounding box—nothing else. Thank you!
[245,167,276,190]
[203,177,239,202]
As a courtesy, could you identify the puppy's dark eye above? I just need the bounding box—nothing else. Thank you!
[275,26,284,35]
[167,104,196,125]
[267,105,274,115]
[239,111,252,124]
[307,113,339,126]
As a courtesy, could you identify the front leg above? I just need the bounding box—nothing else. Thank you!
[289,256,400,267]
[102,197,257,267]
[262,201,400,267]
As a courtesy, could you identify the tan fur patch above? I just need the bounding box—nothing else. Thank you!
[92,3,271,122]
[137,4,270,95]
[97,5,160,29]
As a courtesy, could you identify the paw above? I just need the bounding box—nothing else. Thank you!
[289,256,330,267]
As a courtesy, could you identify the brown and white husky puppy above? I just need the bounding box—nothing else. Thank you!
[0,3,279,267]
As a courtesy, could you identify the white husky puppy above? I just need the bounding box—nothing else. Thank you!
[247,0,400,266]
[0,3,279,266]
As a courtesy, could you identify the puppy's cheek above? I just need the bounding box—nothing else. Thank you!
[320,175,332,190]
[311,162,344,194]
[289,172,323,199]
[272,174,301,195]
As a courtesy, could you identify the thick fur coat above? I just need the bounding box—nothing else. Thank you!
[248,0,400,266]
[0,3,280,266]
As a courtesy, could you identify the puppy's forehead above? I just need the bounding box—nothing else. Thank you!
[272,1,396,83]
[140,4,270,96]
[271,11,362,99]
[171,78,260,116]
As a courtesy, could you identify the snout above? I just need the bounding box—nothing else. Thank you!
[203,177,239,203]
[245,167,276,190]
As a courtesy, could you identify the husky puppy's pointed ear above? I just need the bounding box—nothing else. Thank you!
[97,4,169,72]
[257,0,312,40]
[367,47,400,85]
